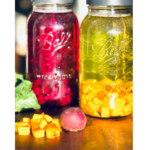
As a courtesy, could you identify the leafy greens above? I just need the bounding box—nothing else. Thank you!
[15,73,41,112]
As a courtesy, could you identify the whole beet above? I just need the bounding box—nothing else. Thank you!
[60,107,87,132]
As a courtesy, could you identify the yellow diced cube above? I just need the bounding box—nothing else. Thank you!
[18,126,30,135]
[44,115,53,123]
[40,119,48,129]
[32,114,43,120]
[100,78,115,86]
[102,97,109,108]
[115,98,126,108]
[129,100,133,109]
[92,111,100,117]
[52,119,62,132]
[46,124,60,139]
[81,94,87,105]
[82,85,93,94]
[101,107,110,118]
[87,101,100,112]
[85,79,97,85]
[32,129,45,138]
[22,117,31,123]
[15,122,19,132]
[86,91,97,101]
[124,93,133,103]
[92,97,102,105]
[123,104,131,115]
[110,108,122,116]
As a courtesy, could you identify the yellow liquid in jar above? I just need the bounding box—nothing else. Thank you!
[79,14,133,118]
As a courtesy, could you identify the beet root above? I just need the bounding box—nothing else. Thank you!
[60,107,87,132]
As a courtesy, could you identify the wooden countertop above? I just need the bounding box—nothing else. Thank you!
[15,106,133,150]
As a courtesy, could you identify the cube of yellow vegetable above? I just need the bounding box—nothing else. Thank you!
[32,129,45,138]
[85,79,97,85]
[92,97,102,105]
[82,85,93,94]
[46,124,60,139]
[97,91,105,100]
[115,98,126,108]
[81,94,87,105]
[22,117,31,123]
[101,97,109,108]
[87,101,100,112]
[39,119,48,129]
[100,78,115,86]
[123,104,131,115]
[101,107,110,118]
[92,111,100,117]
[31,122,40,131]
[18,126,30,135]
[32,114,43,120]
[86,91,97,101]
[52,119,62,132]
[124,93,133,103]
[129,100,133,109]
[110,108,122,116]
[15,122,19,132]
[44,115,53,123]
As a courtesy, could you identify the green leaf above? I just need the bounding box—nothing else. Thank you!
[15,91,41,112]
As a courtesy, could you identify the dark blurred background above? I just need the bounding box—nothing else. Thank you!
[15,0,132,74]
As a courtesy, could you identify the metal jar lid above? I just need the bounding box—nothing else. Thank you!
[31,0,74,3]
[86,0,132,6]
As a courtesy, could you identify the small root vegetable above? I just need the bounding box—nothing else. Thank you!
[60,107,86,132]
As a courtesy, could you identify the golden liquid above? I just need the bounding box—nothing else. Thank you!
[79,14,133,118]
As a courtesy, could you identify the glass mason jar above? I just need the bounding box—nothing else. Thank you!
[79,0,133,118]
[26,0,79,106]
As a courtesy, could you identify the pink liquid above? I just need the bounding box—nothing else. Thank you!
[27,11,79,106]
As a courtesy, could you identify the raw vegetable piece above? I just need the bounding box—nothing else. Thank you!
[32,114,43,120]
[110,108,122,116]
[60,107,86,132]
[52,119,62,132]
[81,94,87,105]
[82,85,93,94]
[32,129,45,138]
[84,106,94,115]
[15,91,41,112]
[115,98,126,108]
[129,100,133,108]
[123,104,131,115]
[92,97,102,105]
[22,117,31,123]
[86,91,97,101]
[101,97,109,108]
[31,122,40,131]
[39,119,48,129]
[87,101,99,112]
[84,79,97,85]
[97,91,105,100]
[18,126,30,135]
[101,107,110,118]
[44,115,53,123]
[46,123,60,139]
[15,72,24,83]
[118,90,126,97]
[92,111,100,117]
[124,93,133,103]
[100,78,115,86]
[15,122,19,132]
[126,86,133,92]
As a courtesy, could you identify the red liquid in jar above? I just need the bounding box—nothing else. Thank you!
[27,11,79,106]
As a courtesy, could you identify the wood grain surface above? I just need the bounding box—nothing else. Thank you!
[15,106,133,150]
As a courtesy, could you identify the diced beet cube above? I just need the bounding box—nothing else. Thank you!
[56,99,68,106]
[65,95,71,104]
[33,79,43,86]
[44,87,50,95]
[37,94,44,105]
[32,87,41,95]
